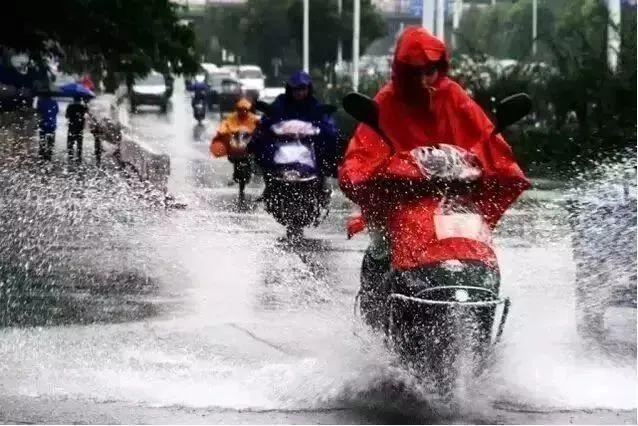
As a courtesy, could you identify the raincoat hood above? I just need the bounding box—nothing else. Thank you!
[235,97,252,110]
[338,27,530,270]
[392,26,449,106]
[393,26,448,69]
[285,70,314,98]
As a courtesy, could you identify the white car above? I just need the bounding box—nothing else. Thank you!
[130,71,169,112]
[237,65,265,100]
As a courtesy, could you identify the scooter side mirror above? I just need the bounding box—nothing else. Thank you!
[342,92,380,132]
[493,93,532,134]
[342,91,395,153]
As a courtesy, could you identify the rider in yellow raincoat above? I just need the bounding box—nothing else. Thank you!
[210,98,261,198]
[210,98,260,158]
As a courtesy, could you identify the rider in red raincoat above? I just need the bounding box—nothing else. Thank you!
[339,27,530,328]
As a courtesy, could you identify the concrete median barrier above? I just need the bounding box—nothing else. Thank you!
[118,133,170,189]
[90,94,170,193]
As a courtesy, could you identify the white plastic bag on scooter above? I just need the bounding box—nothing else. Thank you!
[433,197,492,244]
[410,143,491,244]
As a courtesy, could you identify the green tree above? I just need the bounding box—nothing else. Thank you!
[195,4,246,64]
[193,0,386,81]
[287,0,386,67]
[453,0,636,174]
[2,0,199,83]
[456,0,557,61]
[243,0,299,80]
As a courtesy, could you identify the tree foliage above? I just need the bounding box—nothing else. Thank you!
[1,0,199,76]
[451,0,636,176]
[193,0,386,82]
[456,0,555,61]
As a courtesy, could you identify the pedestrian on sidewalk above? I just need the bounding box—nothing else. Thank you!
[35,95,58,160]
[66,96,87,161]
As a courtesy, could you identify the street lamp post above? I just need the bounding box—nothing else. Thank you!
[452,0,462,49]
[532,0,537,56]
[436,0,445,39]
[337,0,343,67]
[422,0,434,32]
[303,0,309,72]
[353,0,360,91]
[607,0,621,72]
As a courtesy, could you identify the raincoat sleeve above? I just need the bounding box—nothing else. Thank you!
[447,86,531,227]
[246,114,272,160]
[210,120,231,157]
[338,122,423,207]
[316,113,340,177]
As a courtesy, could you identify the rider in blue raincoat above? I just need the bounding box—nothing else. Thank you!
[249,70,339,177]
[190,79,209,109]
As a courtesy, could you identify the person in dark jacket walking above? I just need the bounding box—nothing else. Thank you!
[66,96,87,161]
[36,95,58,160]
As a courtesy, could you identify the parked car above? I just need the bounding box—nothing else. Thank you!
[130,71,169,112]
[237,65,265,101]
[218,77,243,117]
[567,159,637,341]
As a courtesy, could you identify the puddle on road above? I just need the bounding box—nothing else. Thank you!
[0,154,178,327]
[0,89,634,424]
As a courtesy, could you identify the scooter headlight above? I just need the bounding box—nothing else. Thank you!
[280,169,302,181]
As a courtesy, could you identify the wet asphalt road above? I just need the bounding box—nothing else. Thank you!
[0,83,635,424]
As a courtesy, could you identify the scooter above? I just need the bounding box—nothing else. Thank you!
[228,129,253,200]
[343,91,532,392]
[193,97,206,124]
[261,118,332,238]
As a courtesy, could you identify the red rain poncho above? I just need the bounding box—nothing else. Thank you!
[338,27,530,270]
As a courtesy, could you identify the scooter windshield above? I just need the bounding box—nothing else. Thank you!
[271,120,320,136]
[273,141,315,167]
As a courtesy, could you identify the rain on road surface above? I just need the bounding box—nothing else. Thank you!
[0,82,635,424]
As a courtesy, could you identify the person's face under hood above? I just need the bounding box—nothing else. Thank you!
[291,85,310,102]
[392,27,449,108]
[286,71,314,102]
[235,98,252,119]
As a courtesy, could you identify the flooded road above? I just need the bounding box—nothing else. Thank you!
[0,83,635,424]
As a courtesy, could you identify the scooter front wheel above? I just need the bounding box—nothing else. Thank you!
[286,226,303,240]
